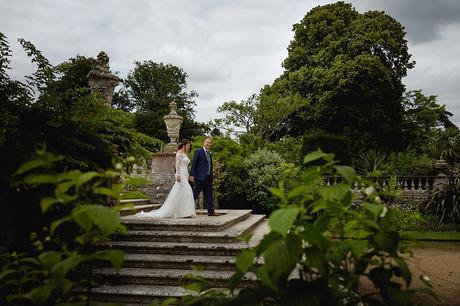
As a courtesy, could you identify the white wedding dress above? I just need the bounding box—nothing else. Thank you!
[135,152,196,218]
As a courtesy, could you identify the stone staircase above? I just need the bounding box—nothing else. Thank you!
[91,209,267,305]
[119,199,161,216]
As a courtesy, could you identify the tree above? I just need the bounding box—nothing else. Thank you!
[0,35,158,250]
[401,89,456,151]
[256,2,415,154]
[215,94,257,134]
[122,61,203,141]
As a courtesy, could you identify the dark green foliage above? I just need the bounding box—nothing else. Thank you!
[301,130,351,165]
[423,173,460,225]
[0,151,133,305]
[178,150,436,305]
[257,2,414,154]
[427,127,460,165]
[386,207,426,231]
[263,136,303,164]
[386,151,436,176]
[402,90,456,152]
[355,150,388,176]
[0,34,159,251]
[385,207,460,232]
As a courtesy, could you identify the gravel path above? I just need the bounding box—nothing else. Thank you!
[360,241,460,305]
[409,242,460,305]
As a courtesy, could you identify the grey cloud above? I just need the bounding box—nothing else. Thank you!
[0,0,458,126]
[350,0,460,44]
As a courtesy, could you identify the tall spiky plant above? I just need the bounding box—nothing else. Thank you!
[355,150,388,176]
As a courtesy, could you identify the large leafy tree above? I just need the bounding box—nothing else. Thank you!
[120,61,203,141]
[257,2,415,153]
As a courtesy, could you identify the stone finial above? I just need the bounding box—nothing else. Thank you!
[95,51,110,73]
[87,51,120,106]
[162,101,183,153]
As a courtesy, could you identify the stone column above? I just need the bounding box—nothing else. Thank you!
[142,102,184,203]
[433,159,449,189]
[87,51,120,106]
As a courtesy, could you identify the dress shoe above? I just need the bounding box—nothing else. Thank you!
[208,212,222,216]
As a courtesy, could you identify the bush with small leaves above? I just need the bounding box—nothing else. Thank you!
[244,149,284,214]
[0,151,147,305]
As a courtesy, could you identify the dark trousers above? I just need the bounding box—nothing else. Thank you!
[193,175,214,213]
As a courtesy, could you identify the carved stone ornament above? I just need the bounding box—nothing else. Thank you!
[162,101,183,153]
[87,51,120,106]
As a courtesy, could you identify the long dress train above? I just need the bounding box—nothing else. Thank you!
[135,152,196,218]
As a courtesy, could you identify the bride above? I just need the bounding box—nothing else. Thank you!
[135,139,196,218]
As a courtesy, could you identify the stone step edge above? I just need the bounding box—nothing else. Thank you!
[95,267,257,282]
[124,253,236,264]
[121,210,252,232]
[120,253,264,267]
[90,284,241,299]
[120,214,265,239]
[120,204,162,216]
[91,284,198,298]
[106,240,249,250]
[120,199,152,205]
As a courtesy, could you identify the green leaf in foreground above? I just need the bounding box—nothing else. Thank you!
[268,206,299,236]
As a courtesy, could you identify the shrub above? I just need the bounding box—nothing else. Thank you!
[244,149,284,214]
[422,173,460,225]
[386,207,426,231]
[387,151,436,176]
[213,156,249,209]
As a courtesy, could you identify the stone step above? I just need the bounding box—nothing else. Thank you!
[91,284,239,306]
[120,204,162,216]
[121,209,252,232]
[91,284,196,305]
[95,267,256,288]
[118,214,265,243]
[120,253,236,271]
[106,241,249,256]
[120,199,152,206]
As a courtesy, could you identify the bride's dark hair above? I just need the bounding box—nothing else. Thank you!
[178,139,190,151]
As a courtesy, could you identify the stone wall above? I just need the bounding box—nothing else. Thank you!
[398,190,430,206]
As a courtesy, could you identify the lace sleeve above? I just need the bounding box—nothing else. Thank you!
[175,153,181,177]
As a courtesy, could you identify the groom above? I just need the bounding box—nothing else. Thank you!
[189,138,220,216]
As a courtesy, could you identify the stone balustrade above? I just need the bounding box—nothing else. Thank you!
[324,175,448,191]
[324,175,449,205]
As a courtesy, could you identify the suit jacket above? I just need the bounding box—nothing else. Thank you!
[190,148,213,181]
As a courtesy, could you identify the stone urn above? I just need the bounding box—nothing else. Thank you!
[162,101,183,153]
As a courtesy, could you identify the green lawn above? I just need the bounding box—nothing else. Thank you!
[401,231,460,241]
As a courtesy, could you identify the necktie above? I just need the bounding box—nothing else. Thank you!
[205,150,211,174]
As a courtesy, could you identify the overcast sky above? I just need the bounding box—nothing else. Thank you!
[1,0,459,126]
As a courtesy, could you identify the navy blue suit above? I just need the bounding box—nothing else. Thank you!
[190,148,214,213]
